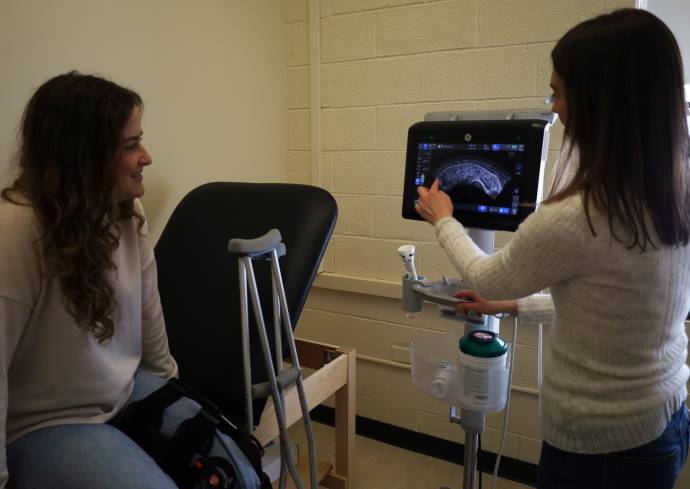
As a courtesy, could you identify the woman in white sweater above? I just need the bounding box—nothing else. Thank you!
[415,9,690,489]
[0,72,178,488]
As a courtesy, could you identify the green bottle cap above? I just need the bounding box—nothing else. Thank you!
[459,330,507,358]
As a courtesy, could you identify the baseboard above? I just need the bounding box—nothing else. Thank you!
[310,405,537,488]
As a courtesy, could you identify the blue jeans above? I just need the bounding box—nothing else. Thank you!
[6,370,191,489]
[537,403,690,489]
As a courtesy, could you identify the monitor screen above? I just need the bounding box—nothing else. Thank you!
[402,120,549,232]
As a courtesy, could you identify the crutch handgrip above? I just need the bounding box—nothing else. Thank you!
[228,228,283,257]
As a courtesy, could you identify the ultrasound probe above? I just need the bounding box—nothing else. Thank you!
[397,244,418,280]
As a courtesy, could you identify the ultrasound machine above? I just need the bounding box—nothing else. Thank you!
[399,110,556,489]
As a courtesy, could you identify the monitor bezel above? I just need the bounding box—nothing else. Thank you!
[402,120,547,232]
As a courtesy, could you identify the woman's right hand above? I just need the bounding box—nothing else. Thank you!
[454,290,518,316]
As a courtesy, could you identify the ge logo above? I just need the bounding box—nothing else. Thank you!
[464,133,472,142]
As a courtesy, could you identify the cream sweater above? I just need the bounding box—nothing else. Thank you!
[435,193,690,454]
[0,199,177,487]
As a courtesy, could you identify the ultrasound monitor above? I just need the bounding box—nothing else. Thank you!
[401,119,552,232]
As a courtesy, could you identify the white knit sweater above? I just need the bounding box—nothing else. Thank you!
[0,199,177,488]
[435,193,690,454]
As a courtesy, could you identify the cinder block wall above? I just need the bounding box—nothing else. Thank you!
[286,0,634,465]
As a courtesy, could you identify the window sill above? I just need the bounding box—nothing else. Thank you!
[313,272,402,300]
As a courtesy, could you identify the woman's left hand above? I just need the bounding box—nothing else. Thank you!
[454,290,518,316]
[415,179,454,225]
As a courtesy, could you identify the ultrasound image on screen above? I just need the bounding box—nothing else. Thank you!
[414,143,524,217]
[433,157,511,199]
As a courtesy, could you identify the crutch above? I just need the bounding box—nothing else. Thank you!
[228,229,318,489]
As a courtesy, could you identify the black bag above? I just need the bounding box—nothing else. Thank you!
[116,378,272,489]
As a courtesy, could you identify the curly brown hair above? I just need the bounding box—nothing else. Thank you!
[1,71,145,342]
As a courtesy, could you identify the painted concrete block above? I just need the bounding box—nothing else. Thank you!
[417,242,460,283]
[289,109,310,150]
[417,411,465,444]
[376,101,475,151]
[288,21,309,66]
[512,344,539,391]
[517,435,542,465]
[320,0,332,17]
[287,66,310,109]
[304,287,463,333]
[286,151,311,184]
[373,196,436,241]
[376,0,477,56]
[321,12,375,62]
[321,107,376,150]
[606,0,635,9]
[327,55,425,107]
[356,395,419,432]
[321,241,335,272]
[287,0,309,23]
[320,152,334,191]
[332,235,410,280]
[475,97,548,113]
[356,358,448,414]
[333,194,374,236]
[501,390,541,439]
[536,41,557,99]
[332,151,405,196]
[332,0,423,15]
[320,65,334,108]
[479,426,520,459]
[478,0,608,46]
[425,46,537,101]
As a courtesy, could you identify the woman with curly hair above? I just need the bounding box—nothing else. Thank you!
[0,72,178,488]
[415,8,690,489]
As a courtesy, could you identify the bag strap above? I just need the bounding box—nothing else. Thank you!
[165,411,218,487]
[117,379,188,442]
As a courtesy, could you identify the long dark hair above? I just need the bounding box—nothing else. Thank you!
[548,8,690,251]
[1,71,145,342]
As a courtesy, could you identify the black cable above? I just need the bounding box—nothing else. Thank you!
[478,434,482,489]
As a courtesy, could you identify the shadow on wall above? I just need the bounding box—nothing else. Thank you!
[140,175,169,235]
[0,157,19,189]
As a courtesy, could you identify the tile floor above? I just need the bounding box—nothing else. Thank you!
[287,420,534,489]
